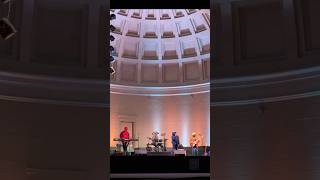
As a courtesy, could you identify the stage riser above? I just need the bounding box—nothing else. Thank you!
[110,156,210,173]
[146,152,173,156]
[111,146,210,156]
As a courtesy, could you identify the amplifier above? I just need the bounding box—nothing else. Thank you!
[174,149,186,156]
[134,149,147,155]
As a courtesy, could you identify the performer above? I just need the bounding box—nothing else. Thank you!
[152,131,159,141]
[119,127,130,154]
[189,132,200,156]
[171,131,180,150]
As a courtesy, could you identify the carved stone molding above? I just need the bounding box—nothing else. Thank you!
[0,65,320,107]
[0,71,107,107]
[111,83,210,96]
[213,65,320,106]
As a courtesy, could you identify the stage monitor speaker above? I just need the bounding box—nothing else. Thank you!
[134,149,147,156]
[113,151,125,156]
[147,151,173,156]
[174,149,186,156]
[0,17,17,40]
[174,154,185,156]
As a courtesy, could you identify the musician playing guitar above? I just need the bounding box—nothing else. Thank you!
[120,127,130,154]
[189,132,201,156]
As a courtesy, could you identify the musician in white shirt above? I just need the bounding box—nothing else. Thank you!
[189,132,200,156]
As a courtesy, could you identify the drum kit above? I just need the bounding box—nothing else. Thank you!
[146,132,168,152]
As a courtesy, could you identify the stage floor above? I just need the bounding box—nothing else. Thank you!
[111,146,211,156]
[110,175,210,179]
[110,156,210,174]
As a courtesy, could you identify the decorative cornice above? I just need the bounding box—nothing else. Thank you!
[0,65,320,107]
[212,66,320,87]
[212,65,320,106]
[0,71,108,106]
[212,90,320,107]
[110,83,210,96]
[0,94,108,107]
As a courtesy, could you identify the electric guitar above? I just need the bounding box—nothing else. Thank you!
[190,138,200,147]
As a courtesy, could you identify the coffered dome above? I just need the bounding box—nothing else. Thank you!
[110,9,210,87]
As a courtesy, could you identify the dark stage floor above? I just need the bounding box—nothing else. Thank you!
[110,156,210,174]
[111,178,210,180]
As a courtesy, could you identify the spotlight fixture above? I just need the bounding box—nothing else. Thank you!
[110,35,115,41]
[109,67,115,75]
[110,25,116,32]
[109,45,114,52]
[109,13,115,75]
[109,57,115,75]
[0,17,17,40]
[109,56,115,63]
[110,14,116,20]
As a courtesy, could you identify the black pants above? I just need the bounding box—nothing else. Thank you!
[122,141,129,152]
[173,144,178,150]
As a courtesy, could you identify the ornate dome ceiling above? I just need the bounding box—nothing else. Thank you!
[1,0,318,104]
[110,9,210,88]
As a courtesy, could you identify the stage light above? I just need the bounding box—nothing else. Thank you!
[0,17,17,40]
[110,14,116,20]
[110,56,115,63]
[110,35,115,41]
[110,25,116,32]
[109,45,114,52]
[110,67,115,74]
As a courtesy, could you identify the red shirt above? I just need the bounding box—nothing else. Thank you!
[120,131,130,139]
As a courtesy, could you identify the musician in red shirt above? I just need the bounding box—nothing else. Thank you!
[120,127,130,154]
